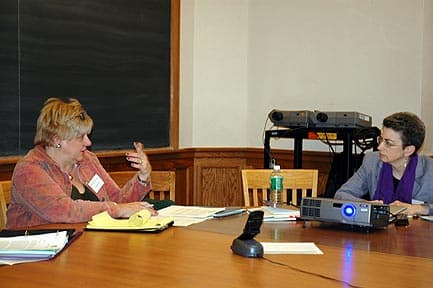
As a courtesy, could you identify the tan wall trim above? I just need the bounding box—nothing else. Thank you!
[0,147,333,206]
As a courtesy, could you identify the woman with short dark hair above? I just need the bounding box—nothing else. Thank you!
[335,112,433,216]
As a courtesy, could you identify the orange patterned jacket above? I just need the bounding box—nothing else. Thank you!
[6,145,151,229]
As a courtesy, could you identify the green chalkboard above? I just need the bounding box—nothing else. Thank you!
[0,0,173,156]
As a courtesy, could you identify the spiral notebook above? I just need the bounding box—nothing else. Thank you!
[0,229,81,265]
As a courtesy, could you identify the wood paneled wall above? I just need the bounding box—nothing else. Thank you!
[0,148,333,207]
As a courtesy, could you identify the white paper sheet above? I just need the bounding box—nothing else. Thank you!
[261,242,323,254]
[157,205,225,226]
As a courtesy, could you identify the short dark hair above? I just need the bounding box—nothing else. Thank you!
[382,112,425,152]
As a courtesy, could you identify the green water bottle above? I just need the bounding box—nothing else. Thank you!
[270,165,283,208]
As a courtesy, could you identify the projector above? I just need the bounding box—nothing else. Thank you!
[300,197,390,228]
[268,109,372,128]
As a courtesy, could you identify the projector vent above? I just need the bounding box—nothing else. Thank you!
[301,197,322,217]
[301,207,320,217]
[302,198,321,208]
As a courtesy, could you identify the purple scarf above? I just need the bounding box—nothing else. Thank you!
[373,154,418,204]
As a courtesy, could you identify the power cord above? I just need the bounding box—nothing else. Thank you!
[353,127,380,152]
[262,256,365,288]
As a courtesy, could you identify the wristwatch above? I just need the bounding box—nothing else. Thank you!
[137,175,150,186]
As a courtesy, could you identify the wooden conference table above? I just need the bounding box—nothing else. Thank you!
[1,215,433,288]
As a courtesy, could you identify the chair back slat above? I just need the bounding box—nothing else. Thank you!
[241,169,318,207]
[0,180,12,230]
[109,171,175,201]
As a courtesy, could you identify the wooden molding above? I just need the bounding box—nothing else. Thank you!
[0,147,333,206]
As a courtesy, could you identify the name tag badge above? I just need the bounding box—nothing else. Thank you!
[88,174,104,193]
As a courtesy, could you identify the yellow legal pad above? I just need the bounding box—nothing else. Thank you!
[86,210,174,232]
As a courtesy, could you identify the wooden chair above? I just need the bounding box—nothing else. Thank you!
[108,171,175,201]
[241,169,318,207]
[0,180,12,230]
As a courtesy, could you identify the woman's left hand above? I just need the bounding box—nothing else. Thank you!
[125,141,152,182]
[389,200,429,216]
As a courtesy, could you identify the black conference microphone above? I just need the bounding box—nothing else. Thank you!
[230,210,264,258]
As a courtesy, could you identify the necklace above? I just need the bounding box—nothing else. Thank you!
[68,163,79,181]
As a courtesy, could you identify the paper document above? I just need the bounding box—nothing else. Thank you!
[158,205,224,218]
[0,231,69,265]
[157,205,225,226]
[249,206,300,222]
[261,242,323,254]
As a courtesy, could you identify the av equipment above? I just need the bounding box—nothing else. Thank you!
[268,109,372,128]
[263,126,380,187]
[300,197,390,228]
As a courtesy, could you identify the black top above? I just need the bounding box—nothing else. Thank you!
[393,176,400,192]
[71,185,99,202]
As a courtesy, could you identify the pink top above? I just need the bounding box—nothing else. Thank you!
[6,145,151,229]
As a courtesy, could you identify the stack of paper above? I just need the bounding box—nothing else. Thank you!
[250,206,300,222]
[0,231,69,265]
[157,205,225,226]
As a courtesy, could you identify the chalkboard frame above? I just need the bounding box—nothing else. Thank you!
[0,0,179,157]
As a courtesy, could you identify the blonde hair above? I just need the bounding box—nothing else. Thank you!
[34,98,93,147]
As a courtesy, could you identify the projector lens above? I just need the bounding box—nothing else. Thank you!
[342,204,356,217]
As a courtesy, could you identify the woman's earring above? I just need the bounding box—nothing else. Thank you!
[404,158,408,168]
[55,143,61,149]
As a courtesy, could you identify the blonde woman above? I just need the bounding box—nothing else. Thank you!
[7,98,156,229]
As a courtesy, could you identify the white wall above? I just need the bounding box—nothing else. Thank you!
[180,0,249,147]
[422,0,433,154]
[180,0,433,154]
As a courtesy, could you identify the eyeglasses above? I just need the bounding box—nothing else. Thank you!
[377,136,403,148]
